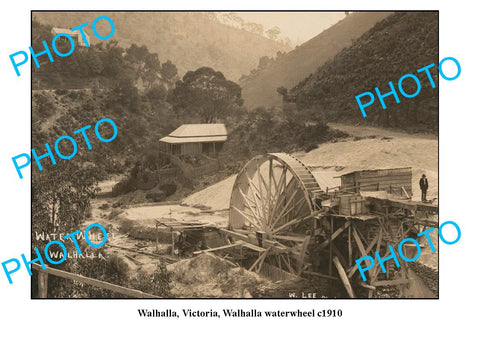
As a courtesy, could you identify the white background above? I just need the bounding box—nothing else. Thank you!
[0,0,478,338]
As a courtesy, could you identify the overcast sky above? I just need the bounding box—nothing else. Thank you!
[235,12,346,44]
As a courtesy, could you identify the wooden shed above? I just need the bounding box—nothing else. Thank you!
[159,124,227,156]
[340,167,412,196]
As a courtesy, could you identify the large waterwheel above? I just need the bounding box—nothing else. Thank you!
[228,153,326,275]
[229,153,323,236]
[226,153,439,298]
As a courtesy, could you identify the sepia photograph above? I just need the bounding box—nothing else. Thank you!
[30,11,439,299]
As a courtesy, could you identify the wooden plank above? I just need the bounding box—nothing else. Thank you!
[359,282,376,291]
[193,242,242,255]
[220,229,249,241]
[125,254,143,265]
[370,222,385,283]
[347,233,378,278]
[333,256,356,298]
[245,173,267,226]
[220,229,289,252]
[281,254,296,274]
[329,217,334,276]
[233,206,260,229]
[347,227,370,280]
[348,226,352,267]
[248,247,270,272]
[332,244,348,269]
[297,236,311,275]
[238,188,263,227]
[357,173,412,180]
[318,220,351,250]
[31,264,160,298]
[270,184,305,230]
[371,279,410,287]
[401,186,411,199]
[256,246,273,273]
[365,233,380,254]
[274,234,308,242]
[267,166,287,226]
[273,211,324,234]
[303,271,339,281]
[105,244,177,263]
[38,271,48,298]
[352,227,368,258]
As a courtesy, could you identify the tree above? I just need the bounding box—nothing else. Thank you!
[84,48,104,76]
[168,67,243,123]
[101,40,126,77]
[243,22,264,35]
[114,78,140,112]
[258,56,272,70]
[266,26,281,40]
[145,53,161,72]
[160,60,178,84]
[32,18,53,52]
[125,44,149,64]
[32,161,100,243]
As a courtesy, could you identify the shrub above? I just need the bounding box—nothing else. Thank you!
[146,191,166,202]
[159,183,177,196]
[112,178,136,196]
[34,93,55,118]
[55,89,68,96]
[304,143,318,153]
[130,263,172,297]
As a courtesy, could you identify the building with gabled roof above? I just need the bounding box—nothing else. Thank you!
[51,27,90,47]
[159,124,227,156]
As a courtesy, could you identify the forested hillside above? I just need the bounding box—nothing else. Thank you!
[239,12,392,108]
[31,17,345,232]
[33,12,289,81]
[287,12,438,132]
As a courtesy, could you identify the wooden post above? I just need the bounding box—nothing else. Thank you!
[155,223,159,253]
[333,256,355,298]
[38,271,48,298]
[297,235,311,275]
[348,225,352,267]
[329,216,334,276]
[171,228,175,256]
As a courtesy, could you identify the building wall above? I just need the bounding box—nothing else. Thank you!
[341,168,412,196]
[182,143,202,156]
[160,141,225,156]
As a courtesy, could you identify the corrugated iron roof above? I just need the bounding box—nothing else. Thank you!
[51,27,90,38]
[159,124,227,144]
[170,124,227,137]
[341,166,412,176]
[159,135,227,144]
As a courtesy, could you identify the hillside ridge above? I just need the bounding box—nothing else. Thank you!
[33,11,289,81]
[288,11,439,132]
[240,12,393,109]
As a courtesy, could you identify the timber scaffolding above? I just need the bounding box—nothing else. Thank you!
[32,153,438,298]
[199,152,439,298]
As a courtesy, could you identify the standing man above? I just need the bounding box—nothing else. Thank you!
[419,174,429,202]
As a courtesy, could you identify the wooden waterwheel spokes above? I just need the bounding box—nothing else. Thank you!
[229,153,323,237]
